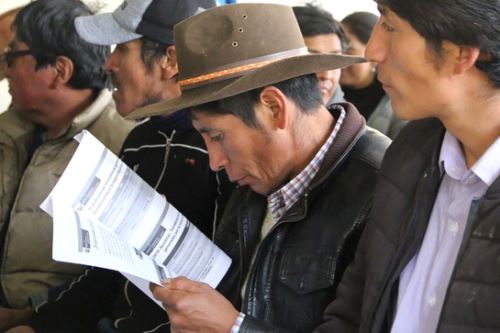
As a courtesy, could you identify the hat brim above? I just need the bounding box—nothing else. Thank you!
[75,12,142,46]
[127,53,365,120]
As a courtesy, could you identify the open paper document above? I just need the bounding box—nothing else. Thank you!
[42,130,231,304]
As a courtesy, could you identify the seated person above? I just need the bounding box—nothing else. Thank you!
[9,0,233,332]
[293,4,349,105]
[340,11,406,138]
[0,0,134,330]
[128,4,390,332]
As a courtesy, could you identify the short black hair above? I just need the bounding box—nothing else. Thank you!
[377,0,500,87]
[190,74,323,128]
[341,12,378,45]
[140,37,172,72]
[13,0,110,90]
[293,4,348,51]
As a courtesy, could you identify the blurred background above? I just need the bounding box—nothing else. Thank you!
[0,0,378,112]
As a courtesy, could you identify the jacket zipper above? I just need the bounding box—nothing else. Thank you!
[153,130,175,190]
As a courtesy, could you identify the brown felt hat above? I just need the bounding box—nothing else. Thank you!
[128,3,365,119]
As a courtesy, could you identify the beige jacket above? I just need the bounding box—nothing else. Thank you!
[0,90,135,308]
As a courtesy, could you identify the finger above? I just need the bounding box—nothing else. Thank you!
[149,280,169,293]
[151,282,177,304]
[165,276,208,292]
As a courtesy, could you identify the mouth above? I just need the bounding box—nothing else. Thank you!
[319,83,332,94]
[380,81,392,92]
[111,75,121,94]
[377,76,391,91]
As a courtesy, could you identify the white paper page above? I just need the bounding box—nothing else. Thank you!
[51,204,170,285]
[44,130,231,288]
[121,272,162,307]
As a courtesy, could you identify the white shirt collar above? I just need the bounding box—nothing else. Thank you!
[440,131,500,186]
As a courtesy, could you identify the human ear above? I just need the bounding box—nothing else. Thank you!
[53,56,73,86]
[160,45,178,80]
[453,45,480,75]
[259,86,287,129]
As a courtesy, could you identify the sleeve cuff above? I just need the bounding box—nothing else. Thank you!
[230,312,246,333]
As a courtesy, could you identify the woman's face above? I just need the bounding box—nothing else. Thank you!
[340,28,377,89]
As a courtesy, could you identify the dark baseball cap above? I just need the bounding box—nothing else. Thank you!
[75,0,216,45]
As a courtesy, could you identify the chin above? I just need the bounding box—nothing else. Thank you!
[391,102,421,121]
[249,183,270,196]
[116,103,134,117]
[322,94,332,105]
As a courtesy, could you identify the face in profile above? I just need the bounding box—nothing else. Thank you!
[365,6,455,120]
[340,28,377,89]
[5,38,54,124]
[105,39,164,116]
[192,104,290,195]
[303,33,342,105]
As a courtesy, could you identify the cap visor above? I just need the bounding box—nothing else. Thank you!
[75,12,142,45]
[127,53,365,120]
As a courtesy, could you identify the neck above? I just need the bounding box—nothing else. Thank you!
[441,91,500,168]
[289,106,335,177]
[160,79,181,101]
[45,88,96,140]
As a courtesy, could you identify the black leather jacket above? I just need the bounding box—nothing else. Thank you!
[215,104,391,332]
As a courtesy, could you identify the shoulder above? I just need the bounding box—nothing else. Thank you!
[121,117,206,153]
[376,118,444,198]
[384,118,443,164]
[350,126,392,170]
[0,108,35,140]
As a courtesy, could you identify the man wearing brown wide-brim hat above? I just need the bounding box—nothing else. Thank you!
[145,3,391,332]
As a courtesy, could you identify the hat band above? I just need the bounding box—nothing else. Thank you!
[179,47,309,89]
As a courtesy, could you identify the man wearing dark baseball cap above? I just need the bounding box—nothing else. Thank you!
[141,3,390,333]
[7,1,234,333]
[75,0,214,116]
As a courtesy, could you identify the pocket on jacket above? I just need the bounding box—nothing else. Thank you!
[278,252,335,295]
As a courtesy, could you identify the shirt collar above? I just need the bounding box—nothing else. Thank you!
[440,131,500,186]
[267,107,346,221]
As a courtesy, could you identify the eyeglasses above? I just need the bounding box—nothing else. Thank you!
[3,49,34,67]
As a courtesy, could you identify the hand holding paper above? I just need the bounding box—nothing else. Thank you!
[151,277,239,333]
[42,130,231,306]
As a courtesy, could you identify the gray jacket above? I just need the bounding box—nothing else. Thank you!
[0,90,135,308]
[367,95,407,140]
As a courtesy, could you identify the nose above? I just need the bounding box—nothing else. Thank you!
[317,69,334,81]
[105,49,119,72]
[206,141,229,172]
[365,19,387,64]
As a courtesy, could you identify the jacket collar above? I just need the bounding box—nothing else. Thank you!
[280,102,366,223]
[66,89,113,138]
[309,102,366,191]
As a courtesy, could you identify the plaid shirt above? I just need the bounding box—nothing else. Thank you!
[267,107,345,222]
[230,106,346,333]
